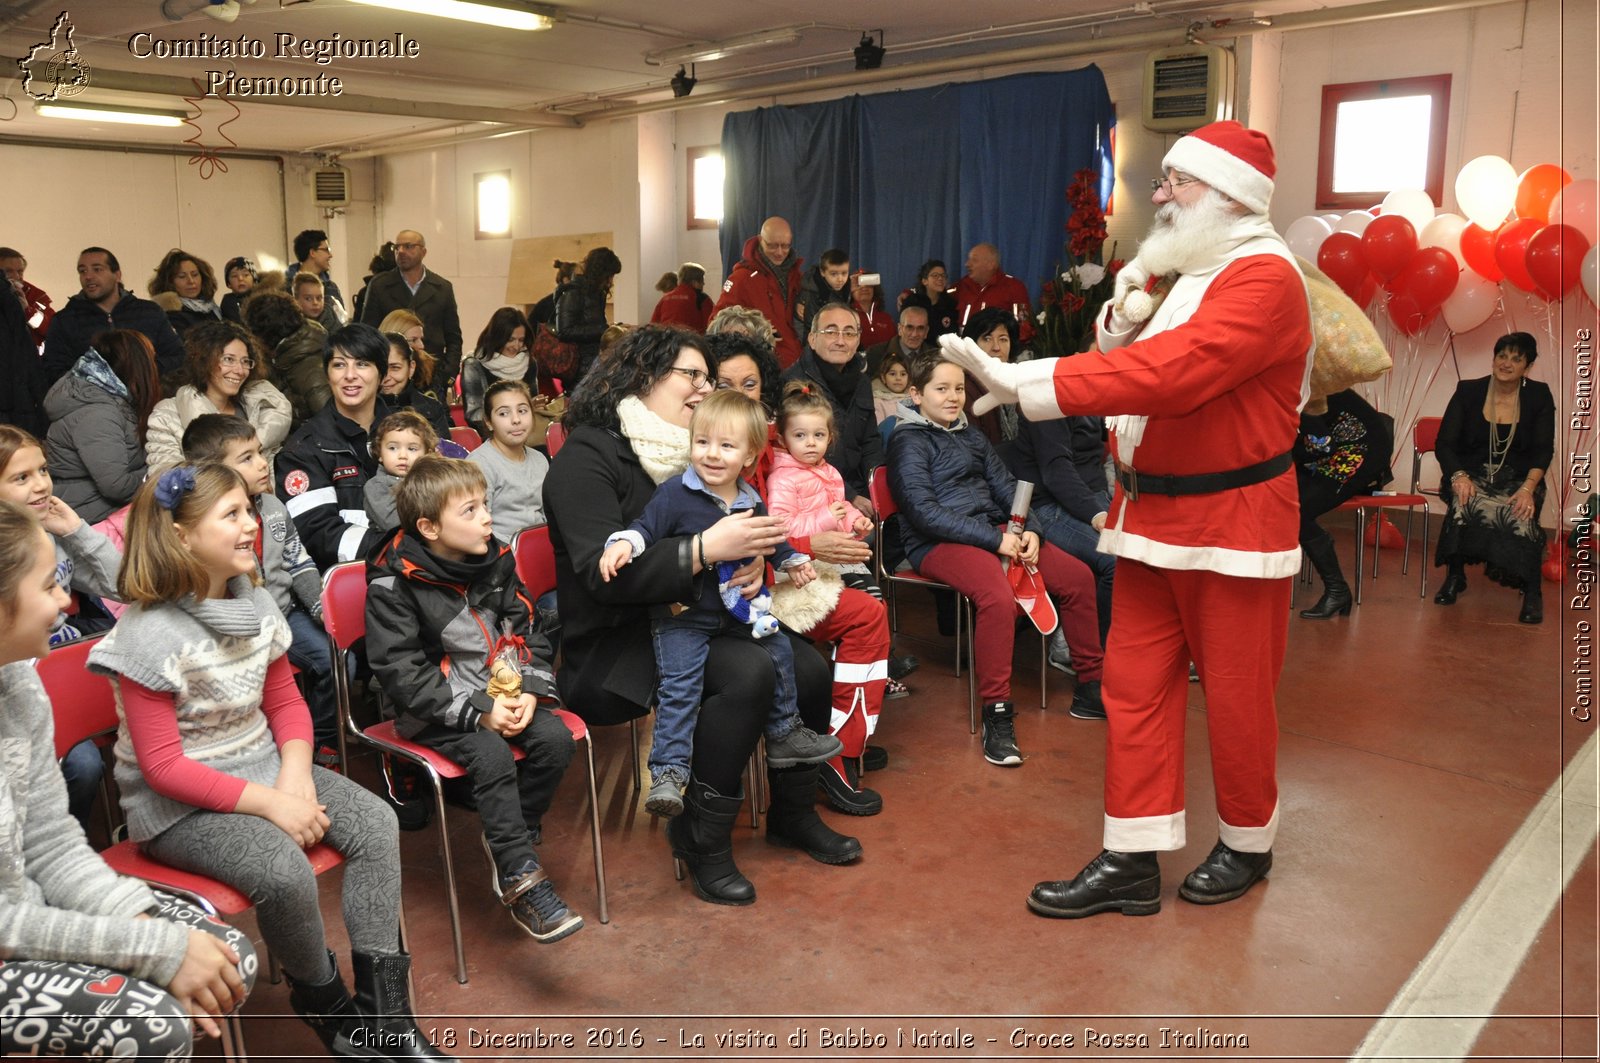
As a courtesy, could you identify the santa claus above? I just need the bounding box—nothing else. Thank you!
[942,120,1315,916]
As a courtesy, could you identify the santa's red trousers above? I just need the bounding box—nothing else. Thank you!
[1100,559,1288,854]
[803,586,889,758]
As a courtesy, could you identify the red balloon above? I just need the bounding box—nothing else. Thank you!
[1386,291,1437,335]
[1317,232,1370,300]
[1524,223,1591,300]
[1514,164,1572,224]
[1394,247,1460,311]
[1494,218,1543,291]
[1460,222,1504,282]
[1362,215,1418,280]
[1355,274,1377,306]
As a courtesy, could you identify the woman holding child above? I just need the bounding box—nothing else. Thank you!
[544,326,863,906]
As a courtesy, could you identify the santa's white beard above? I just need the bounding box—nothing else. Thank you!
[1134,190,1243,276]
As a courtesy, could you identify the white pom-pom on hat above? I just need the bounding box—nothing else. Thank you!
[1122,287,1155,323]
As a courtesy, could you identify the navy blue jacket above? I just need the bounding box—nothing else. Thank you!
[42,289,185,388]
[886,403,1039,568]
[612,468,802,616]
[1001,414,1108,525]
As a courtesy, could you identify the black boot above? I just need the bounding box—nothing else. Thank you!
[768,763,865,862]
[284,951,368,1057]
[1298,532,1352,619]
[1179,840,1272,904]
[665,777,756,905]
[1433,564,1467,604]
[349,950,458,1061]
[1519,583,1544,624]
[1028,850,1161,918]
[818,754,883,816]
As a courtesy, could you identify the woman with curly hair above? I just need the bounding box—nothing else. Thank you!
[144,320,292,473]
[148,249,223,338]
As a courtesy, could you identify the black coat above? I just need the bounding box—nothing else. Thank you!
[0,280,44,435]
[387,384,452,441]
[553,281,608,379]
[1001,414,1108,525]
[1436,376,1556,485]
[781,350,883,504]
[359,270,464,386]
[42,289,185,388]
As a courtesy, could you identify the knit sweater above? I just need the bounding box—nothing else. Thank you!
[88,578,293,842]
[0,661,189,986]
[468,441,550,545]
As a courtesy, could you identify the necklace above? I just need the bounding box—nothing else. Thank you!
[1484,386,1520,481]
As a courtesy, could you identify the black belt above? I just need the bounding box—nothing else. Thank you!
[1116,451,1293,501]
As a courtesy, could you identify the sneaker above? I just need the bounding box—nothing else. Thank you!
[645,766,688,818]
[887,654,920,681]
[1047,630,1075,676]
[763,725,844,767]
[981,702,1023,766]
[1069,679,1106,720]
[883,677,911,700]
[502,860,584,944]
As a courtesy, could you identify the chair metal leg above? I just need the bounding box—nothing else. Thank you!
[220,1007,248,1063]
[966,601,977,734]
[953,590,964,678]
[1039,633,1048,710]
[628,718,642,792]
[1402,506,1415,574]
[421,764,468,985]
[580,735,609,924]
[1352,510,1367,605]
[1420,510,1430,597]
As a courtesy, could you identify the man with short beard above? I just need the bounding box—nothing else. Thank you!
[944,121,1314,918]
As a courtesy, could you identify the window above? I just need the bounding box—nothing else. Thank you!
[475,170,511,239]
[687,146,724,230]
[1316,75,1450,209]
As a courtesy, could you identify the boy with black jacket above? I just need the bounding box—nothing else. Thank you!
[365,455,582,944]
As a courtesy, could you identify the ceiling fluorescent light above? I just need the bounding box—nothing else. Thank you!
[34,101,188,127]
[346,0,554,31]
[646,28,802,66]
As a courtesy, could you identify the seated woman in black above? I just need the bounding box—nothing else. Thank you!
[1294,388,1390,619]
[1432,331,1555,624]
[542,326,861,905]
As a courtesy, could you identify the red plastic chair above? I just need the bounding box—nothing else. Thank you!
[544,422,566,456]
[449,425,483,452]
[37,636,349,1062]
[321,561,608,986]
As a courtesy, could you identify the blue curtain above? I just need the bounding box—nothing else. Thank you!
[720,66,1115,312]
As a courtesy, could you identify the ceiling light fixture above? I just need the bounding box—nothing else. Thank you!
[645,27,802,66]
[853,30,885,71]
[34,100,188,127]
[670,65,696,98]
[345,0,554,32]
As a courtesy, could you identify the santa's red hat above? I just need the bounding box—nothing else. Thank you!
[1161,120,1276,215]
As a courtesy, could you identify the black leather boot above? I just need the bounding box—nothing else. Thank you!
[1179,840,1273,904]
[818,754,883,816]
[1433,564,1467,604]
[1028,850,1161,918]
[665,777,756,905]
[284,951,368,1057]
[349,950,458,1061]
[1298,532,1352,619]
[768,763,864,862]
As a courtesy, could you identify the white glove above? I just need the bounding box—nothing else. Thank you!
[938,333,1027,415]
[1105,260,1154,334]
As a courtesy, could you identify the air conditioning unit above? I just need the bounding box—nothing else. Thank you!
[312,165,351,207]
[1142,45,1236,133]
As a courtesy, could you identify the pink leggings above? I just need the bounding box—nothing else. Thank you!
[918,540,1103,702]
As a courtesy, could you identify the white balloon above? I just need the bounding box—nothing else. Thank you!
[1419,212,1469,266]
[1583,244,1598,307]
[1320,213,1343,226]
[1455,155,1518,229]
[1336,210,1375,236]
[1440,270,1500,333]
[1285,215,1334,260]
[1551,178,1600,246]
[1381,188,1437,237]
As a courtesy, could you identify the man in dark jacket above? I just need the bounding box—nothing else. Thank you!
[714,216,804,367]
[781,304,882,516]
[864,304,931,378]
[359,229,464,390]
[0,278,45,435]
[42,248,185,388]
[285,228,345,332]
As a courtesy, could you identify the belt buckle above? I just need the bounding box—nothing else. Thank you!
[1124,466,1139,502]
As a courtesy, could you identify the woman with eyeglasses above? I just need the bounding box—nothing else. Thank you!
[544,325,863,906]
[145,320,292,474]
[898,259,958,339]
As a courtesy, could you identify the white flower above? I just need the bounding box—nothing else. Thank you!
[1074,262,1107,287]
[1036,310,1048,324]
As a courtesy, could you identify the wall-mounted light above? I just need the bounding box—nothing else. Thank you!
[346,0,554,32]
[645,27,802,66]
[475,170,512,239]
[853,30,885,71]
[34,100,188,127]
[670,65,697,99]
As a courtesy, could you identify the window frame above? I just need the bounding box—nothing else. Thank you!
[1315,74,1451,210]
[474,169,512,240]
[686,146,723,231]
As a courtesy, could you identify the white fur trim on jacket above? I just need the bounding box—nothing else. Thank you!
[1163,136,1273,215]
[768,560,844,634]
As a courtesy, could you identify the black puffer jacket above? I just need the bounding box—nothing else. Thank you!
[886,401,1038,568]
[553,280,609,382]
[42,289,186,388]
[365,529,557,739]
[781,349,883,504]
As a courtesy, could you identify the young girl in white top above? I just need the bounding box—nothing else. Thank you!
[86,464,454,1062]
[467,378,551,545]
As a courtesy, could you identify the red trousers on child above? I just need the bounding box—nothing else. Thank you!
[918,540,1103,703]
[803,586,889,757]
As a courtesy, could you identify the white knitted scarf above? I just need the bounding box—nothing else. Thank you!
[480,349,530,382]
[617,395,691,484]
